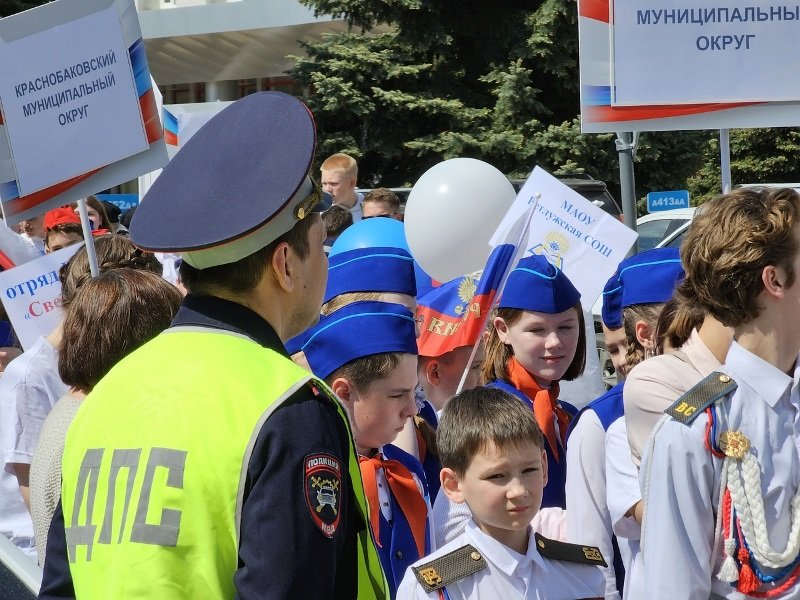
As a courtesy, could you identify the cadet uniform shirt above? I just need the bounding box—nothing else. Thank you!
[641,342,800,599]
[396,520,605,600]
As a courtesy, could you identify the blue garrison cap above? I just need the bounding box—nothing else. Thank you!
[601,273,624,329]
[302,301,418,380]
[499,255,581,313]
[130,92,331,269]
[324,247,417,304]
[619,248,684,308]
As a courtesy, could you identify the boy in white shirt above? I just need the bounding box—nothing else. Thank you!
[397,386,605,600]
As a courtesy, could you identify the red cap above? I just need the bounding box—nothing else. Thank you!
[43,207,81,231]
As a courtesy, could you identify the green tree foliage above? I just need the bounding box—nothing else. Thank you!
[0,0,49,18]
[688,128,800,204]
[293,0,789,210]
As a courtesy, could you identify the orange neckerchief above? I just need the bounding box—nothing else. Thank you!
[358,453,427,559]
[505,357,571,461]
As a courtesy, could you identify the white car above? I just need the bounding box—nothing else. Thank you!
[635,208,696,252]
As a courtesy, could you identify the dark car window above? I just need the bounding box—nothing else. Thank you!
[637,218,689,252]
[664,229,688,249]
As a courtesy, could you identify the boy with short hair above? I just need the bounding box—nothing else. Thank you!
[398,386,605,600]
[321,153,363,221]
[303,301,432,598]
[641,187,800,598]
[364,188,401,220]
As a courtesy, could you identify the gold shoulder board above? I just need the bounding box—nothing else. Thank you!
[534,533,608,567]
[412,544,487,593]
[664,371,737,425]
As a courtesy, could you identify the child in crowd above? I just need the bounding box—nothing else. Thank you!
[397,386,605,600]
[400,274,486,504]
[287,244,417,368]
[363,188,402,220]
[322,204,353,250]
[321,246,418,316]
[641,187,800,598]
[566,248,684,599]
[303,301,432,598]
[434,254,585,546]
[482,254,586,509]
[43,208,84,254]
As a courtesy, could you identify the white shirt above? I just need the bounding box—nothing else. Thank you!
[397,520,605,600]
[641,341,800,599]
[604,417,641,599]
[0,336,67,470]
[565,409,620,600]
[433,487,471,548]
[335,191,364,223]
[604,418,640,543]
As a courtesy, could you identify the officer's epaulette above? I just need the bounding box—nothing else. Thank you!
[411,544,487,593]
[664,371,737,425]
[534,532,608,567]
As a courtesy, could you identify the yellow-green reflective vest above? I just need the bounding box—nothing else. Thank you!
[61,329,387,599]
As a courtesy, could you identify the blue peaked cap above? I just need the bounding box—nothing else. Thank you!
[601,273,624,329]
[130,92,331,269]
[324,246,417,304]
[618,248,684,308]
[499,254,581,313]
[302,301,418,380]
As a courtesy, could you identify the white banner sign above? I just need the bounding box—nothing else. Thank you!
[613,0,800,106]
[490,167,638,306]
[0,243,83,350]
[0,0,168,224]
[0,5,147,196]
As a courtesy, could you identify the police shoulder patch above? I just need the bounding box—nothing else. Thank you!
[304,453,342,538]
[412,544,487,593]
[534,533,607,567]
[664,371,737,425]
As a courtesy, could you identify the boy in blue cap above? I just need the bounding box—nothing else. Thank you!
[565,248,684,599]
[397,386,606,600]
[303,301,432,599]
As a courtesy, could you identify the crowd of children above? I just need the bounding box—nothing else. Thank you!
[280,183,800,600]
[3,91,799,600]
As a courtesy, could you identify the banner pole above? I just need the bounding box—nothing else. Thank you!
[76,198,99,277]
[720,129,732,193]
[616,132,639,256]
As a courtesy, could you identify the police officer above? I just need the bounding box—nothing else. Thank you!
[39,93,387,599]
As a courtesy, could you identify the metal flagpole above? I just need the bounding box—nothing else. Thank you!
[76,198,99,277]
[720,129,732,193]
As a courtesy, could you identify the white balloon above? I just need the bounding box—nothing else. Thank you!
[404,158,516,282]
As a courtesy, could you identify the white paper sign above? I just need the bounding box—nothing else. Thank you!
[491,167,638,306]
[0,243,83,350]
[612,0,800,106]
[0,6,147,196]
